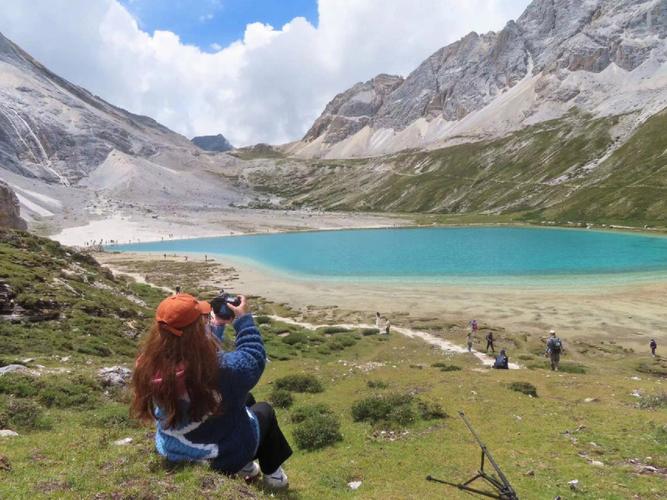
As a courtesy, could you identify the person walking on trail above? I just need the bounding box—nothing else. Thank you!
[385,320,391,335]
[375,312,381,330]
[493,349,509,369]
[131,294,292,489]
[485,331,495,353]
[545,329,563,371]
[467,320,478,352]
[650,339,657,357]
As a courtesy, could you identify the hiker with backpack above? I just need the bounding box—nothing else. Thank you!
[650,339,657,357]
[545,329,563,371]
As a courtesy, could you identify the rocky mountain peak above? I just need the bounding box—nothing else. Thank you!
[295,0,667,158]
[303,73,404,144]
[191,133,234,152]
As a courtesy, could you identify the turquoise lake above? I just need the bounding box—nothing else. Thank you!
[110,227,667,283]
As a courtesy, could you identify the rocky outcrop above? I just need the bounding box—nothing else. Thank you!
[303,74,404,144]
[192,134,234,152]
[299,0,667,156]
[0,181,26,229]
[0,31,246,225]
[0,31,215,184]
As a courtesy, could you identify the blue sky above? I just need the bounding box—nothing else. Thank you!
[119,0,319,51]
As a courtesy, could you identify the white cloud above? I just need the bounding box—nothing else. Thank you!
[0,0,530,146]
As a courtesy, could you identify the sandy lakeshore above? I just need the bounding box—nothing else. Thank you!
[51,208,406,247]
[96,249,667,350]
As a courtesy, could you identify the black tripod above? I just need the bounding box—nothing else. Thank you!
[427,411,518,499]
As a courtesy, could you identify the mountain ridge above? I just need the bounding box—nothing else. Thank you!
[288,0,667,159]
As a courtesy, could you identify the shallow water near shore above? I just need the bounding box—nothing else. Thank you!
[110,226,667,285]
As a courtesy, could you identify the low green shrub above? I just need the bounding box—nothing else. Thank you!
[508,382,538,397]
[0,373,41,398]
[274,374,323,393]
[290,403,334,424]
[320,326,350,334]
[527,361,587,373]
[269,388,294,409]
[431,362,461,372]
[638,393,667,409]
[291,404,342,450]
[38,375,101,409]
[636,362,667,377]
[0,398,51,431]
[361,328,379,336]
[351,393,415,426]
[87,404,137,428]
[367,380,388,389]
[281,331,309,346]
[416,400,448,420]
[255,316,271,325]
[316,345,331,355]
[558,362,587,374]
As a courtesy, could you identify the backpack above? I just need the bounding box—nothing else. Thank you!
[551,338,562,353]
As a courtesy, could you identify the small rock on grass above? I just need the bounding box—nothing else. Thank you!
[0,430,19,438]
[568,479,579,490]
[348,481,362,490]
[113,437,133,446]
[0,455,11,471]
[98,366,132,387]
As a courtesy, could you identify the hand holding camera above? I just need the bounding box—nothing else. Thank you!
[209,289,248,323]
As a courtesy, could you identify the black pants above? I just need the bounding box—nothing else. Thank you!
[250,402,293,474]
[486,341,494,353]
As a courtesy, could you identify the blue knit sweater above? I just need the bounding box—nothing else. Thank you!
[154,313,265,473]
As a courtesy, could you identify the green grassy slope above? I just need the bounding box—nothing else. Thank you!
[2,234,667,498]
[242,109,667,227]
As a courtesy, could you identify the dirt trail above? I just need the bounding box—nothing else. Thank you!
[103,263,520,369]
[269,315,521,370]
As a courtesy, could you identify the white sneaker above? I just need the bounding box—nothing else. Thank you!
[263,466,289,489]
[238,461,260,480]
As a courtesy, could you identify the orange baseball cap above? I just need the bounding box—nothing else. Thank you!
[155,293,212,336]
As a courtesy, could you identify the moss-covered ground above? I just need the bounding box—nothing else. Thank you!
[1,231,666,499]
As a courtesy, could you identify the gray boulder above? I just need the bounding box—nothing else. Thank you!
[98,366,132,387]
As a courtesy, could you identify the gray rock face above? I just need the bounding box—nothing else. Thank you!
[304,74,404,144]
[0,181,27,229]
[192,134,234,152]
[304,0,667,145]
[0,31,197,185]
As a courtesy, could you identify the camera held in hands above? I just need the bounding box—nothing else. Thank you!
[210,289,242,321]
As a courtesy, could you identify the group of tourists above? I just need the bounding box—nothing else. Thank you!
[467,319,566,371]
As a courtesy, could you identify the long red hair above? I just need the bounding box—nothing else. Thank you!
[131,316,221,428]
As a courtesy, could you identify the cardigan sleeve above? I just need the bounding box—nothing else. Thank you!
[219,313,266,395]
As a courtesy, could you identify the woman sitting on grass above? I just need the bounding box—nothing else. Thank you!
[131,293,292,489]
